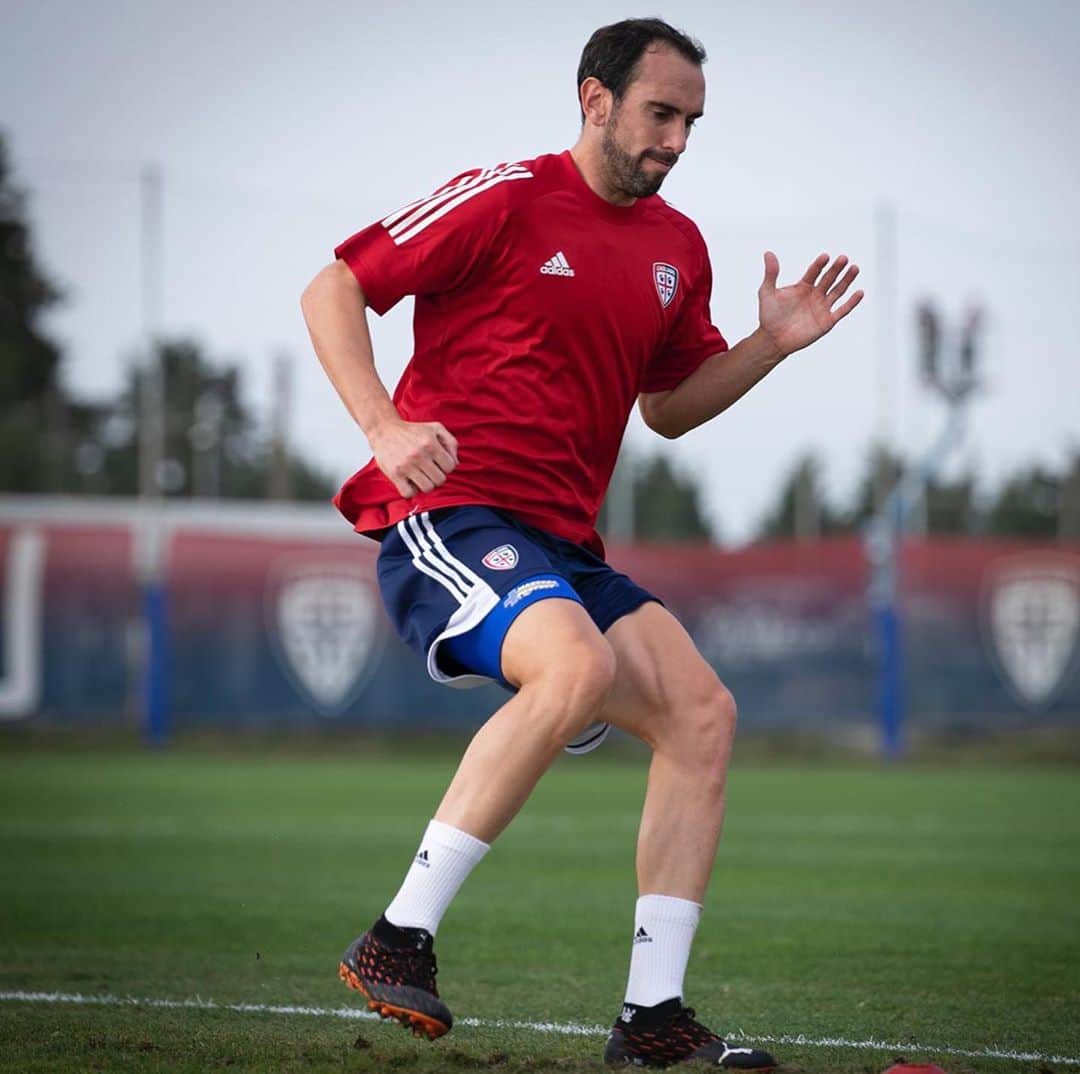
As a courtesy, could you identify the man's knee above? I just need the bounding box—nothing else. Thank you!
[528,636,616,742]
[548,635,617,714]
[662,670,737,774]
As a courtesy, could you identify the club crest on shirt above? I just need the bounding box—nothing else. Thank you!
[482,544,519,571]
[653,262,679,308]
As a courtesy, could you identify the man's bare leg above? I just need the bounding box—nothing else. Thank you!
[603,601,735,902]
[379,595,615,933]
[435,597,615,842]
[598,603,777,1069]
[340,596,615,1035]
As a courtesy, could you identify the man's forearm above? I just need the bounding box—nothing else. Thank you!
[641,327,785,439]
[301,261,399,441]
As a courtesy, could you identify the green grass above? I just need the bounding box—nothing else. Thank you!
[1,750,1078,1073]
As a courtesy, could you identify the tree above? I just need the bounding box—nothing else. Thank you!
[1061,452,1080,540]
[97,339,335,500]
[600,452,715,541]
[840,443,904,533]
[985,465,1061,539]
[754,452,843,540]
[0,131,67,491]
[923,474,978,535]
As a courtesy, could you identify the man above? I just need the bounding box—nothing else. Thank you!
[301,17,862,1070]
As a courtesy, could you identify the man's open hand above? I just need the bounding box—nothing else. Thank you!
[369,418,458,498]
[758,251,864,359]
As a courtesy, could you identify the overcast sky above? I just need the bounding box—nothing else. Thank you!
[3,0,1078,542]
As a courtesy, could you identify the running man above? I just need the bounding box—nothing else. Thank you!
[302,17,862,1070]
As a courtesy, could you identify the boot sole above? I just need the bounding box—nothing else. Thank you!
[338,961,451,1040]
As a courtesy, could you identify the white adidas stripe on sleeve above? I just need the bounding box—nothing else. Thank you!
[383,168,498,234]
[380,169,493,230]
[380,163,534,247]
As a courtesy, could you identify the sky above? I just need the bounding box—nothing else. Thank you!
[2,0,1078,543]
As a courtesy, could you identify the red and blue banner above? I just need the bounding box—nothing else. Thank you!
[2,500,1078,733]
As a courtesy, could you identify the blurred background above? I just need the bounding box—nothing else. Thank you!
[2,0,1078,751]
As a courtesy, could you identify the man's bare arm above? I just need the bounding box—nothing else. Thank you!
[639,251,863,439]
[301,260,457,497]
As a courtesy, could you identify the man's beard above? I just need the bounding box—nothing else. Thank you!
[600,111,675,200]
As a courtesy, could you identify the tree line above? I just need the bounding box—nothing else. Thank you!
[2,133,1075,542]
[0,134,331,502]
[754,447,1080,543]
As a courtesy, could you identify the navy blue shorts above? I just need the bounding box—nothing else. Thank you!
[375,505,658,694]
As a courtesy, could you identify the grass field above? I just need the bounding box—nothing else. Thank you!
[1,748,1078,1073]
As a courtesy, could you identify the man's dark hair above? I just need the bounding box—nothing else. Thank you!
[576,18,706,122]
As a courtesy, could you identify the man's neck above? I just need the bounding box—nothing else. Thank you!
[568,141,635,207]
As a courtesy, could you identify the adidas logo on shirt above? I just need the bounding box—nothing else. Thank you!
[539,251,575,277]
[415,849,430,868]
[633,926,652,944]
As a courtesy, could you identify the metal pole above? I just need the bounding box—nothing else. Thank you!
[138,164,164,499]
[873,202,898,515]
[865,321,978,761]
[137,162,169,747]
[606,448,636,543]
[269,352,293,500]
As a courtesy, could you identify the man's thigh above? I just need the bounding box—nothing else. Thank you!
[600,601,726,744]
[500,596,612,689]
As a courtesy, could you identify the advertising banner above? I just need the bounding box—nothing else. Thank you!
[2,501,1078,732]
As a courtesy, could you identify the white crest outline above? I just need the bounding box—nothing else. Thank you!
[265,559,384,716]
[980,556,1080,711]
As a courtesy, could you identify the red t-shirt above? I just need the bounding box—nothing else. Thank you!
[333,149,727,556]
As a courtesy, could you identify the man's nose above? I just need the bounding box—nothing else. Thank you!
[662,122,689,155]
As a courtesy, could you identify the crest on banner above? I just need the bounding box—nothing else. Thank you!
[982,559,1080,710]
[268,563,381,714]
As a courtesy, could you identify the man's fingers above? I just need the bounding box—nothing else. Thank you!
[817,255,849,294]
[378,421,459,499]
[831,289,865,324]
[431,441,456,474]
[432,424,459,467]
[406,466,438,494]
[761,250,780,292]
[800,253,830,286]
[826,263,860,303]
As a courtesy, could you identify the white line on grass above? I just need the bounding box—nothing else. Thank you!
[2,990,1077,1067]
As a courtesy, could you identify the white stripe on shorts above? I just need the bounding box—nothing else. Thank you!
[419,513,484,589]
[406,514,477,598]
[396,518,470,604]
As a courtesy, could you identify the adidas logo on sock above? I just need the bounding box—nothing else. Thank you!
[539,250,575,277]
[633,926,653,945]
[414,849,430,868]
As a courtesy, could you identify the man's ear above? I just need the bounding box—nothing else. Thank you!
[579,77,613,128]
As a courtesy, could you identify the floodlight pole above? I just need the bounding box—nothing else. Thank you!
[137,162,170,748]
[873,202,898,514]
[864,303,982,760]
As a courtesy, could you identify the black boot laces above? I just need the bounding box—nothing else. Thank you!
[670,1006,721,1048]
[394,937,439,994]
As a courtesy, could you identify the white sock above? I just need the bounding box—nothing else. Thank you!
[384,819,490,935]
[623,894,703,1007]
